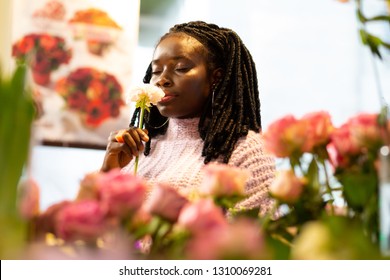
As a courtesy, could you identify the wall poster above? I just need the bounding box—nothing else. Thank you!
[12,0,140,148]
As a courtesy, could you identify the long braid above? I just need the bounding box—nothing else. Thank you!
[138,21,261,163]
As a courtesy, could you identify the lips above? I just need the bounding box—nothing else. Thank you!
[159,91,177,104]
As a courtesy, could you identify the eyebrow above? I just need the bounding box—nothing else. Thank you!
[152,55,191,64]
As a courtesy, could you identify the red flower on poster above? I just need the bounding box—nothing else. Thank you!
[12,33,72,86]
[55,67,125,128]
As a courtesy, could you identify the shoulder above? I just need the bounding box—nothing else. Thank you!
[230,130,274,165]
[229,130,276,213]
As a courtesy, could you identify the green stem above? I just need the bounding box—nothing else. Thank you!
[320,160,335,215]
[134,106,145,175]
[261,201,279,230]
[355,0,387,109]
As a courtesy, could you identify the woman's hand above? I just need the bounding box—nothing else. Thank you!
[100,127,149,172]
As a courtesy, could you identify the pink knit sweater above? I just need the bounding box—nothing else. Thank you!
[122,117,276,213]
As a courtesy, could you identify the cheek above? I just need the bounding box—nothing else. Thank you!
[183,76,211,99]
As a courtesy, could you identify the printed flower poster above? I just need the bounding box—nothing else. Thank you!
[11,0,140,148]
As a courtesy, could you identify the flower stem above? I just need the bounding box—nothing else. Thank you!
[134,107,145,175]
[261,201,279,230]
[320,159,335,215]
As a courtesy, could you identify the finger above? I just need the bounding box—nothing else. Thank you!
[123,132,140,156]
[128,128,145,152]
[135,127,149,142]
[106,139,133,157]
[114,129,127,143]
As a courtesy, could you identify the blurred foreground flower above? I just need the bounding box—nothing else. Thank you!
[263,110,388,258]
[144,183,189,223]
[200,163,248,209]
[269,170,306,204]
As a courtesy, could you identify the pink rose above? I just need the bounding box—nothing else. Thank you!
[200,163,248,198]
[56,200,108,242]
[186,218,266,259]
[34,200,71,239]
[129,206,153,230]
[327,123,360,169]
[177,199,228,235]
[264,115,310,158]
[269,170,306,203]
[302,111,334,151]
[144,183,189,222]
[348,113,383,151]
[18,178,40,219]
[96,169,147,218]
[76,172,100,201]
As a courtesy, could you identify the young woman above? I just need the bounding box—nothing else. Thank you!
[101,21,275,213]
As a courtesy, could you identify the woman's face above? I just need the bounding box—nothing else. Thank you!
[150,34,213,118]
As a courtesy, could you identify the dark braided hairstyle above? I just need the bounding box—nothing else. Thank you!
[130,21,261,164]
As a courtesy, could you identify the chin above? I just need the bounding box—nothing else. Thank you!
[157,105,201,119]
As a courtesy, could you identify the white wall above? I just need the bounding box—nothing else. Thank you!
[0,0,14,74]
[28,0,390,209]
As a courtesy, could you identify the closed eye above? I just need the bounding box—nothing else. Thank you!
[175,67,190,73]
[151,70,162,75]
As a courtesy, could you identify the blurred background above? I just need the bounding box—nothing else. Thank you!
[2,0,389,210]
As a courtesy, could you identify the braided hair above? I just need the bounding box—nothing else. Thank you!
[130,21,261,163]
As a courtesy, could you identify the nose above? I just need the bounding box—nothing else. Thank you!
[155,71,172,87]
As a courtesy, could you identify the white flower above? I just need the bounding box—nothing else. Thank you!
[126,84,164,109]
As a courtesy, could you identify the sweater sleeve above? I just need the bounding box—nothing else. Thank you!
[228,131,276,214]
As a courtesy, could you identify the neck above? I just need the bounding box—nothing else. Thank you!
[166,117,200,139]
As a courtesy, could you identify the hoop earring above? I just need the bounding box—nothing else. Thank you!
[211,84,216,116]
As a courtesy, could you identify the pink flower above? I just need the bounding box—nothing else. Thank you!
[76,172,100,201]
[33,200,71,240]
[129,206,153,230]
[269,170,306,203]
[97,169,147,218]
[18,178,40,220]
[348,113,384,151]
[263,115,310,158]
[186,218,266,259]
[144,183,189,222]
[327,123,360,169]
[56,200,108,242]
[177,199,228,235]
[200,163,247,198]
[302,111,334,151]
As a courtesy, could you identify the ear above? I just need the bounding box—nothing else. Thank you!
[211,68,223,87]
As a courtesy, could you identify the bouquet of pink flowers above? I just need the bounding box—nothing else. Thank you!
[20,163,271,260]
[55,67,124,128]
[12,109,389,260]
[262,111,387,258]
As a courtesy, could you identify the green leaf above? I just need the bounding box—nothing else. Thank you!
[229,207,260,219]
[364,15,390,23]
[359,29,390,59]
[339,170,377,211]
[0,64,35,258]
[265,233,291,260]
[357,9,367,23]
[307,157,320,190]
